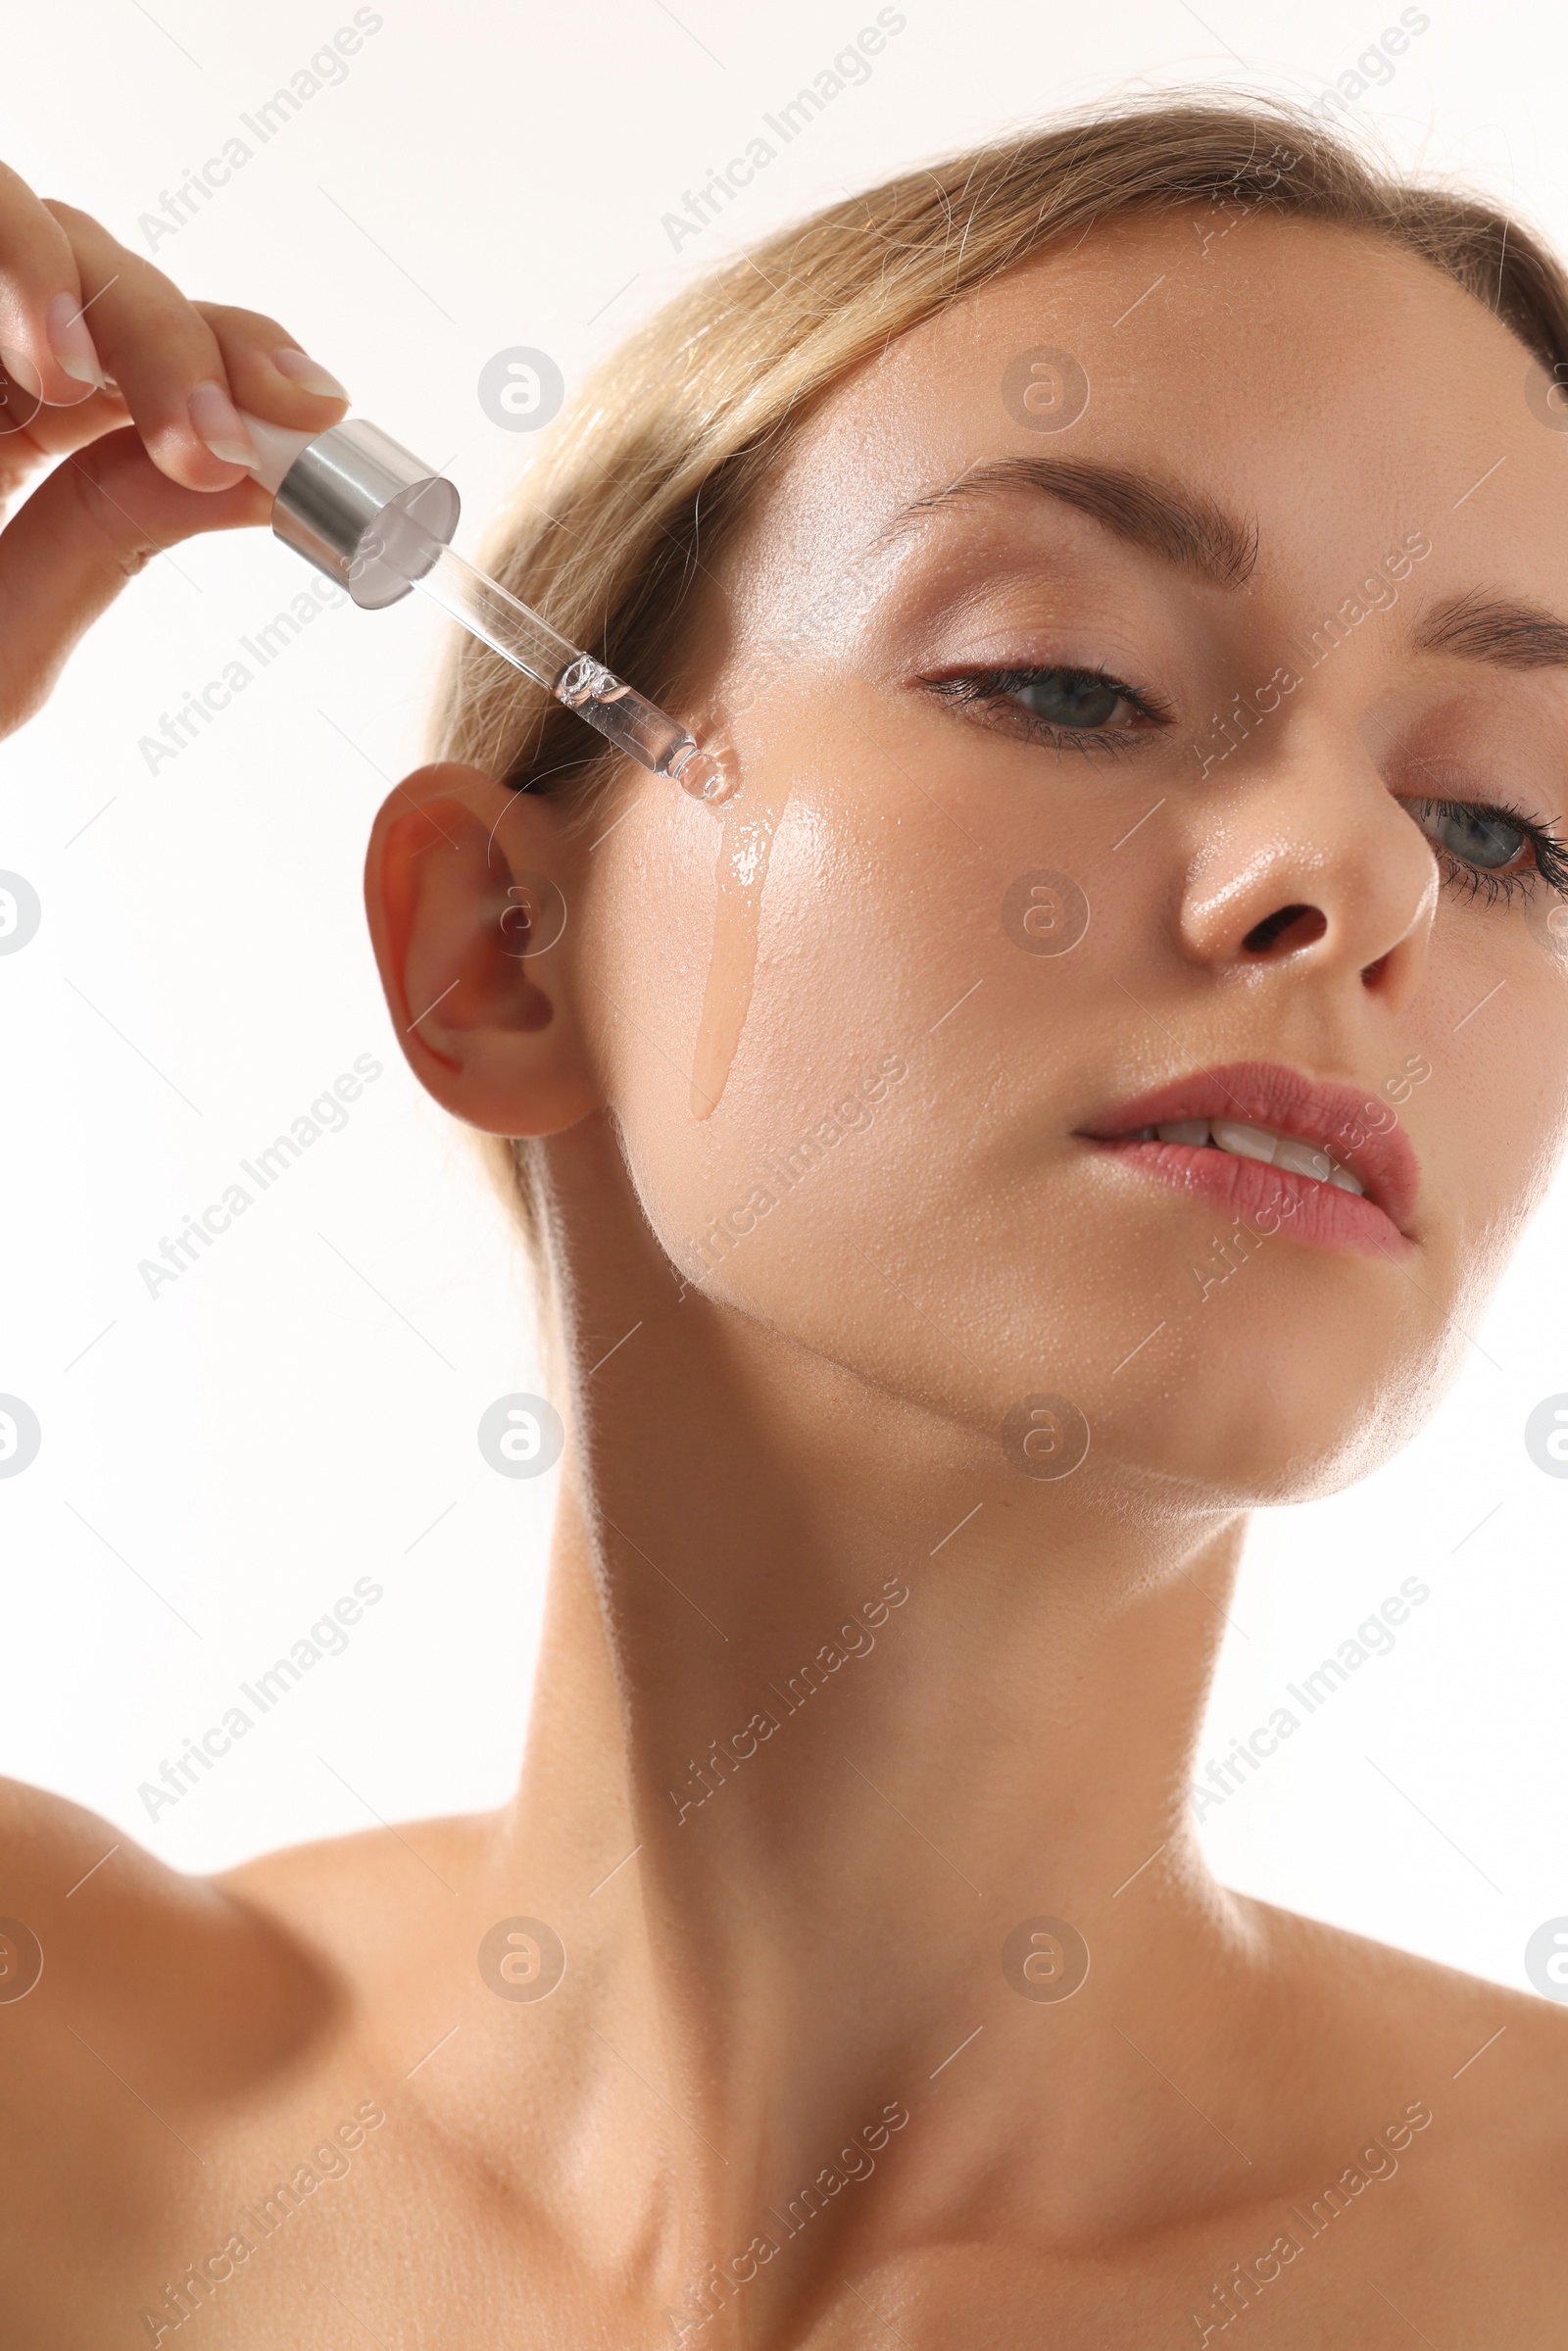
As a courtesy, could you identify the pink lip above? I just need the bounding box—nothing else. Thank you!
[1077,1060,1421,1260]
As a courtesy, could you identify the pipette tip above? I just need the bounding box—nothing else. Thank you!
[672,746,739,805]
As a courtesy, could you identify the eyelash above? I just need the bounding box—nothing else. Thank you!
[932,664,1568,907]
[925,663,1171,757]
[1406,796,1568,906]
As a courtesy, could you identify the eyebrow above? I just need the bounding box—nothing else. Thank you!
[878,456,1259,592]
[1413,589,1568,670]
[877,460,1568,675]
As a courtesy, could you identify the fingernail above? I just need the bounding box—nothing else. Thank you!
[188,379,256,467]
[271,347,349,401]
[45,292,106,390]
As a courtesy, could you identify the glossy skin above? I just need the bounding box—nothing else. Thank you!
[4,160,1568,2348]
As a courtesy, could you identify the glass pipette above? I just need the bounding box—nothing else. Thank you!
[240,410,735,803]
[405,539,730,797]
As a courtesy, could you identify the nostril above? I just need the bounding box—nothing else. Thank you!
[1242,903,1327,955]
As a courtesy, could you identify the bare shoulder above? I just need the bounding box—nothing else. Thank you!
[1238,1892,1568,2264]
[0,1771,339,2196]
[0,1771,331,2053]
[0,1770,504,2124]
[217,1804,505,2035]
[0,1781,488,2188]
[1240,1889,1568,2079]
[220,1804,497,1955]
[220,1804,495,1916]
[0,1781,474,2346]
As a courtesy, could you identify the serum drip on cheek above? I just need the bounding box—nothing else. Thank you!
[690,773,789,1121]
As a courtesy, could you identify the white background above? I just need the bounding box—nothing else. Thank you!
[1,0,1566,1996]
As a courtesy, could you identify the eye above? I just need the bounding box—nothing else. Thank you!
[926,663,1167,751]
[1004,668,1141,728]
[1408,798,1528,871]
[1402,794,1568,905]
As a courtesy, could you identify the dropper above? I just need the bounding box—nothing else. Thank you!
[238,412,735,803]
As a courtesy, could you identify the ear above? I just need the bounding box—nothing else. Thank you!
[364,761,601,1136]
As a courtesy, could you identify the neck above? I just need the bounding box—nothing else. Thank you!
[477,1122,1262,2310]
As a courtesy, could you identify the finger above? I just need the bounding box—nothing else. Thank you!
[0,306,346,516]
[0,161,104,408]
[0,425,270,737]
[0,362,128,520]
[194,300,349,428]
[44,201,250,489]
[42,202,339,496]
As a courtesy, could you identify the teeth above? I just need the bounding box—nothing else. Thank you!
[1274,1137,1333,1183]
[1211,1120,1278,1163]
[1141,1116,1369,1199]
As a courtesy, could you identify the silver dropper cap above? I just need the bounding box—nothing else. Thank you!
[268,418,460,610]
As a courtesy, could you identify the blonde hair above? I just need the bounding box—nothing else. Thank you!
[429,94,1568,1279]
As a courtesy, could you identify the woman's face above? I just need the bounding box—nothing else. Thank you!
[573,208,1568,1501]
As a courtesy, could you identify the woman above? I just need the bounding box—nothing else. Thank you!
[2,98,1566,2346]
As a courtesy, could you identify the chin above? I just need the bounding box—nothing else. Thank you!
[1074,1314,1458,1510]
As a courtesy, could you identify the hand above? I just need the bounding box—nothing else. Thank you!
[0,157,350,739]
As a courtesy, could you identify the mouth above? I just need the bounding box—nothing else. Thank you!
[1076,1060,1420,1261]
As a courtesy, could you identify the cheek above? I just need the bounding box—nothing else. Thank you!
[1443,950,1568,1271]
[591,740,918,1282]
[583,681,1131,1424]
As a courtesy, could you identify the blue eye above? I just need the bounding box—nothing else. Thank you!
[1401,794,1568,906]
[1407,797,1529,874]
[928,662,1165,750]
[1005,669,1133,728]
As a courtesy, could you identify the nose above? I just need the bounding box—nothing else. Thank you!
[1178,724,1439,1016]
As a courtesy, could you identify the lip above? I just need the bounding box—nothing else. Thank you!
[1076,1060,1421,1259]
